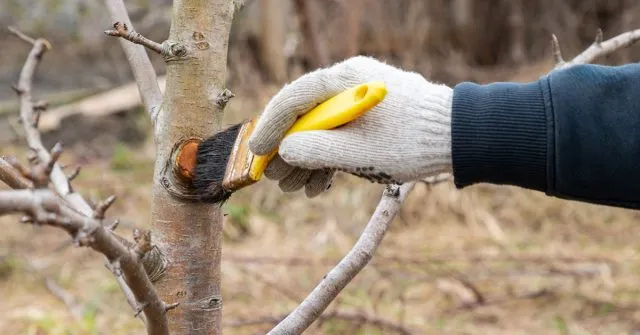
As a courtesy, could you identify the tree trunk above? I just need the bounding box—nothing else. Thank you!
[294,0,329,69]
[259,0,289,83]
[151,1,235,334]
[343,0,362,58]
[509,0,526,64]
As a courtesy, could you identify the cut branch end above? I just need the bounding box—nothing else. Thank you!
[174,138,201,181]
[105,21,164,55]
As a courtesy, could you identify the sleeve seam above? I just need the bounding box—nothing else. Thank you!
[540,75,556,196]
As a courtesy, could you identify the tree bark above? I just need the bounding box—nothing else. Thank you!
[259,0,289,83]
[151,1,235,334]
[343,0,363,58]
[294,0,329,69]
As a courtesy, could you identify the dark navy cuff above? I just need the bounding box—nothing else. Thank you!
[451,80,550,192]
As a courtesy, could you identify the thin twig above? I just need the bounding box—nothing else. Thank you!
[105,259,148,325]
[8,27,93,216]
[7,26,35,44]
[551,34,565,67]
[268,182,415,334]
[104,22,164,55]
[0,189,169,335]
[94,195,117,220]
[67,166,81,181]
[103,0,163,124]
[555,28,640,69]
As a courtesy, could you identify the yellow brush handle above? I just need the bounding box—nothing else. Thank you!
[249,81,387,181]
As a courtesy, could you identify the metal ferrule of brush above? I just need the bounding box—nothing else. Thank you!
[221,118,260,191]
[219,81,387,195]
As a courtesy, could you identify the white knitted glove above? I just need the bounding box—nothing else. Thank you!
[248,56,453,197]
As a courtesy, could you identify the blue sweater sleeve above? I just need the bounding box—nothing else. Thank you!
[451,63,640,209]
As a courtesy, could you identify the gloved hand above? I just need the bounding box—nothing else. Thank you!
[248,56,453,197]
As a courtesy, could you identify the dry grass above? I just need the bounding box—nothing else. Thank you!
[2,80,640,335]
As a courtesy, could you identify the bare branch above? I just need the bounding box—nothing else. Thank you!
[7,26,36,44]
[105,22,164,55]
[105,259,147,324]
[294,0,330,68]
[8,27,93,215]
[268,182,416,334]
[5,28,170,332]
[551,34,565,67]
[0,157,33,189]
[103,0,163,124]
[555,28,640,69]
[66,166,81,181]
[0,189,169,335]
[164,301,180,312]
[135,302,150,318]
[107,218,120,231]
[93,195,117,219]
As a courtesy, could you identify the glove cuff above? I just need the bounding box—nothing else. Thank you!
[413,83,454,177]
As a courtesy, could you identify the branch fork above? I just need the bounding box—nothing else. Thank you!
[2,25,173,335]
[553,28,640,69]
[104,21,187,60]
[105,22,164,55]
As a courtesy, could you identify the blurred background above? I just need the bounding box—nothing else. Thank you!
[1,0,640,334]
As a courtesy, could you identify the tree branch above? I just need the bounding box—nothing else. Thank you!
[294,0,330,68]
[554,28,640,69]
[0,189,170,334]
[105,22,164,55]
[103,0,163,124]
[7,26,36,44]
[8,27,93,216]
[0,157,33,189]
[5,26,171,335]
[268,182,416,334]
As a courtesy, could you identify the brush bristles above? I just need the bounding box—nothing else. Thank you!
[193,123,243,203]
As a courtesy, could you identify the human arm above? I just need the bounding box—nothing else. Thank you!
[248,56,640,209]
[453,62,640,209]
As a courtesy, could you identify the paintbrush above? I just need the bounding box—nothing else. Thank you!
[192,81,387,203]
